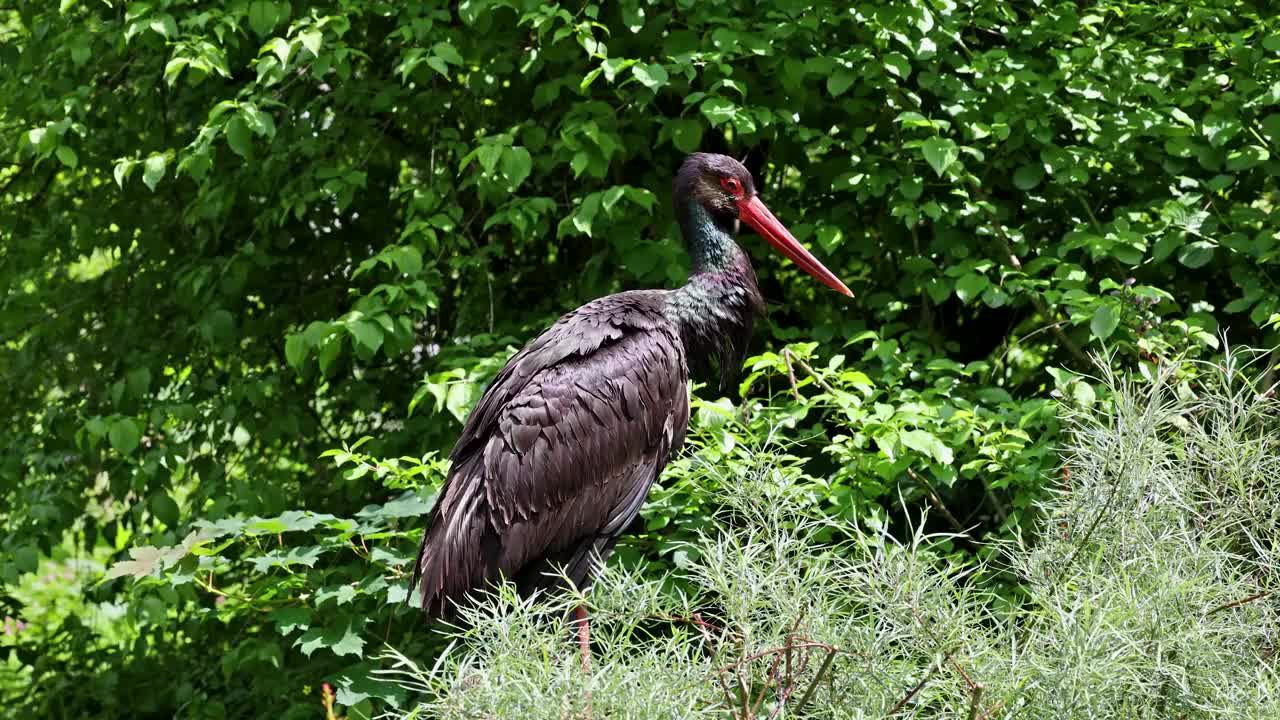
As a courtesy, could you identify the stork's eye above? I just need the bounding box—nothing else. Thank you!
[720,176,743,196]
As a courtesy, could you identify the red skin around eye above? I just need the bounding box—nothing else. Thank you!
[719,177,743,198]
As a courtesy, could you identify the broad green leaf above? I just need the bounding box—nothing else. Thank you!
[502,146,532,188]
[1178,241,1215,268]
[388,245,423,275]
[298,30,322,58]
[263,37,292,65]
[109,417,141,454]
[151,493,180,526]
[113,159,135,188]
[285,333,308,370]
[571,192,602,236]
[241,105,276,139]
[955,273,990,304]
[900,429,954,465]
[433,42,463,65]
[700,98,736,126]
[142,154,167,191]
[921,137,958,177]
[1072,381,1097,407]
[883,52,911,79]
[631,63,668,91]
[56,145,79,169]
[1013,163,1044,190]
[15,546,38,573]
[348,320,384,356]
[270,607,312,636]
[1225,145,1268,171]
[827,69,855,97]
[225,116,252,157]
[1090,304,1119,340]
[298,619,365,658]
[248,1,279,36]
[669,118,703,153]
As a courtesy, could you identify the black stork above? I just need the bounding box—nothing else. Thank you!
[410,152,851,661]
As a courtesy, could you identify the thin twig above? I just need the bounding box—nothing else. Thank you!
[976,699,1007,720]
[906,467,967,534]
[1206,590,1274,616]
[884,663,936,717]
[781,349,802,401]
[784,348,837,394]
[717,643,838,674]
[765,676,799,720]
[980,476,1009,524]
[749,649,787,718]
[792,647,838,715]
[1054,454,1120,585]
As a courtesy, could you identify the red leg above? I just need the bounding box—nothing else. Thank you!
[575,605,591,673]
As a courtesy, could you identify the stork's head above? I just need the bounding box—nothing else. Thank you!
[674,153,852,297]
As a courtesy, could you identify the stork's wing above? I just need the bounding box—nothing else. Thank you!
[412,292,689,615]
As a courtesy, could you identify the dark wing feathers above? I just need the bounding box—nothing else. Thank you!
[412,291,689,616]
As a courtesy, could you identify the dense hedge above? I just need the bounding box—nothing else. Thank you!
[2,0,1277,716]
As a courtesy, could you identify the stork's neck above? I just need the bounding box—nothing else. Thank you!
[677,198,740,273]
[667,200,766,390]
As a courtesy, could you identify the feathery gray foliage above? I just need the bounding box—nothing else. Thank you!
[384,355,1279,719]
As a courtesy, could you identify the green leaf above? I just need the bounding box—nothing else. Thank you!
[225,116,252,157]
[1090,304,1119,340]
[900,429,953,465]
[270,608,313,636]
[815,226,843,254]
[388,245,423,275]
[317,336,342,375]
[151,493,180,526]
[348,320,384,356]
[475,144,503,175]
[502,146,532,188]
[109,417,141,454]
[248,1,279,36]
[55,145,79,169]
[297,619,365,658]
[571,193,602,236]
[241,105,276,139]
[883,52,911,79]
[955,273,990,304]
[14,546,38,573]
[1013,163,1044,190]
[85,417,109,443]
[263,37,292,65]
[920,137,958,177]
[1225,145,1269,171]
[285,333,308,370]
[113,159,135,188]
[142,154,167,191]
[298,30,322,58]
[631,63,668,91]
[433,41,463,65]
[669,118,703,153]
[700,98,736,126]
[1178,241,1215,268]
[1072,380,1097,407]
[826,69,855,97]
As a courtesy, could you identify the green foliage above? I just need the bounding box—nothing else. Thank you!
[388,359,1280,718]
[1,0,1278,716]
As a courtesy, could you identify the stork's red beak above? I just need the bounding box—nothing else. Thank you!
[737,195,853,297]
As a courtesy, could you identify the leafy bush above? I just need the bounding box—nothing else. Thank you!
[385,357,1280,719]
[2,0,1279,716]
